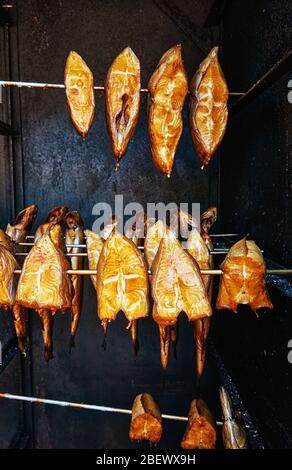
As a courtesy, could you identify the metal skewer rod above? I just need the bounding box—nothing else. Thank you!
[0,80,244,95]
[12,268,292,276]
[15,250,237,256]
[0,392,226,425]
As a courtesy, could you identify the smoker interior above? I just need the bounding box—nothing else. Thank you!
[0,0,291,449]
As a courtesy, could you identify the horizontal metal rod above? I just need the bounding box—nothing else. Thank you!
[12,268,292,276]
[16,252,88,257]
[0,392,227,425]
[15,250,234,256]
[0,80,243,96]
[25,233,241,240]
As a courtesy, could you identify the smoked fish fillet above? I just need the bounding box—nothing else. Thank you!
[216,238,273,313]
[130,393,162,444]
[65,211,84,349]
[96,229,149,334]
[65,51,95,138]
[148,45,188,176]
[189,47,228,167]
[105,47,140,166]
[181,399,217,449]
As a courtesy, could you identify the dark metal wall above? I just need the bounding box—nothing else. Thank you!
[0,0,221,449]
[213,0,292,449]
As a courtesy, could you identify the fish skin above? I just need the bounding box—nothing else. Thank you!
[152,228,212,325]
[148,45,188,177]
[105,47,140,166]
[5,204,38,356]
[65,51,95,138]
[17,211,71,361]
[151,228,212,369]
[65,211,84,350]
[187,226,213,381]
[6,204,38,243]
[219,387,248,449]
[216,238,273,313]
[189,47,228,167]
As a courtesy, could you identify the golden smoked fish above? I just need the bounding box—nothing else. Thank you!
[148,45,188,176]
[84,229,104,286]
[216,238,273,314]
[181,399,217,449]
[96,229,149,344]
[65,51,95,138]
[105,47,140,167]
[151,228,212,368]
[130,393,163,444]
[5,204,38,355]
[219,387,248,449]
[65,211,84,349]
[189,47,228,167]
[187,226,213,380]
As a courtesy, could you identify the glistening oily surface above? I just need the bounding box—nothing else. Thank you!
[14,0,212,449]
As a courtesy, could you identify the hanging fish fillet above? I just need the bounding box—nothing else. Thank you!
[65,211,84,349]
[219,387,248,449]
[6,204,38,243]
[148,45,188,177]
[33,207,67,360]
[144,219,165,270]
[125,211,149,355]
[105,47,140,167]
[200,206,217,236]
[0,244,17,309]
[187,227,213,380]
[65,51,95,138]
[84,229,104,286]
[181,399,217,449]
[129,393,163,444]
[5,204,38,355]
[96,229,149,346]
[19,206,68,361]
[189,47,228,167]
[216,238,273,313]
[16,229,72,310]
[151,228,212,368]
[16,228,72,361]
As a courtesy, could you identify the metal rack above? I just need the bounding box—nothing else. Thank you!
[8,234,292,276]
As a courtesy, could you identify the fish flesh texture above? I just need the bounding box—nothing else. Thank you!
[65,211,84,349]
[151,228,212,368]
[105,47,140,167]
[96,229,149,340]
[84,229,104,287]
[0,243,17,309]
[219,386,248,449]
[129,393,162,444]
[16,224,72,361]
[216,238,273,313]
[65,51,95,138]
[33,207,68,360]
[144,219,165,270]
[189,47,228,167]
[148,45,188,176]
[181,399,217,449]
